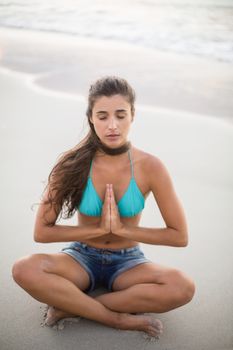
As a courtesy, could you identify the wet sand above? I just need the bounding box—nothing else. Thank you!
[1,27,233,124]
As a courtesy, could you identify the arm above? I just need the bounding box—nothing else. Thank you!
[34,186,111,243]
[114,226,187,247]
[110,157,188,247]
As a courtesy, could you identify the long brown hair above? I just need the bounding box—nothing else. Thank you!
[42,76,136,224]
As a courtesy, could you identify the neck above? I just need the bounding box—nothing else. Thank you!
[98,141,131,156]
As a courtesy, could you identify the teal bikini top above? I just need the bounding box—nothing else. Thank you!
[78,149,145,217]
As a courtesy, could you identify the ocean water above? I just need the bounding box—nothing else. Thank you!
[0,0,233,63]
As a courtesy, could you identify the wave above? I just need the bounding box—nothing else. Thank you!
[0,0,233,63]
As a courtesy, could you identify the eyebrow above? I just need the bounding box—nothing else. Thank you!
[96,109,128,114]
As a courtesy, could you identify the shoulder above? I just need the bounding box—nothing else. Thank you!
[132,147,167,174]
[147,154,169,179]
[132,147,172,189]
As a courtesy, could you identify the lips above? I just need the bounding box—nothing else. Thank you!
[106,135,120,140]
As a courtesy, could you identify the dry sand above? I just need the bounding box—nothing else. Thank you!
[0,29,233,350]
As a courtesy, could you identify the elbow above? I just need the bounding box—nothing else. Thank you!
[34,230,44,243]
[34,227,49,243]
[177,230,189,247]
[178,238,188,247]
[168,227,189,247]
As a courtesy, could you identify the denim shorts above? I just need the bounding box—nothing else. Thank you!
[61,242,151,292]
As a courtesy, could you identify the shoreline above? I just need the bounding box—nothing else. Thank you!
[1,25,230,65]
[1,26,233,125]
[1,64,232,130]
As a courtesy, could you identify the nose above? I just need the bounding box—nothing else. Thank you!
[108,117,117,130]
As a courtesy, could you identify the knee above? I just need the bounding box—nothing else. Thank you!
[12,254,45,288]
[171,269,196,305]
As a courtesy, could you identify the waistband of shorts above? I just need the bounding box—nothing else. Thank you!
[76,242,140,255]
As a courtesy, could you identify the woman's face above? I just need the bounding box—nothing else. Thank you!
[90,94,134,148]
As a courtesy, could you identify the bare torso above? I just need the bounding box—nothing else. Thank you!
[77,146,151,249]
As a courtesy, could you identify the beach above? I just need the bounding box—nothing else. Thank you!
[0,27,233,350]
[1,27,233,124]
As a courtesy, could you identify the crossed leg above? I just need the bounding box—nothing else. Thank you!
[12,253,165,337]
[95,262,195,313]
[42,259,195,329]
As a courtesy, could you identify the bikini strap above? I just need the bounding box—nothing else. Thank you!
[89,159,94,178]
[128,148,134,178]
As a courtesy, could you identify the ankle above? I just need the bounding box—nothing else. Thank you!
[113,312,130,330]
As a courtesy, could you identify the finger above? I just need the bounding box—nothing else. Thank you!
[109,184,115,206]
[107,184,111,208]
[109,184,115,201]
[102,184,110,213]
[109,184,114,200]
[104,183,109,202]
[100,185,111,233]
[109,184,118,214]
[101,185,110,217]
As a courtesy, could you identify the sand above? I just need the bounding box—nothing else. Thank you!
[1,27,233,124]
[0,28,233,350]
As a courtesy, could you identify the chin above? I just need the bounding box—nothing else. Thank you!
[106,141,125,149]
[103,137,124,148]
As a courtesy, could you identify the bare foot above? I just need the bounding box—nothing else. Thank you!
[118,313,163,338]
[44,306,76,326]
[43,307,163,338]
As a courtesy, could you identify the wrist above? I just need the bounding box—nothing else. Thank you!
[97,223,110,236]
[112,223,127,236]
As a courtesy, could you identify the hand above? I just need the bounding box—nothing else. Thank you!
[99,184,111,234]
[109,184,124,235]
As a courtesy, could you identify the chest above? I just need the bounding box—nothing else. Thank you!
[91,161,149,203]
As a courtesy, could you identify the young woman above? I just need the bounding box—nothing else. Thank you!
[12,76,195,338]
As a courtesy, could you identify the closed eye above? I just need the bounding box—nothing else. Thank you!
[98,115,125,120]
